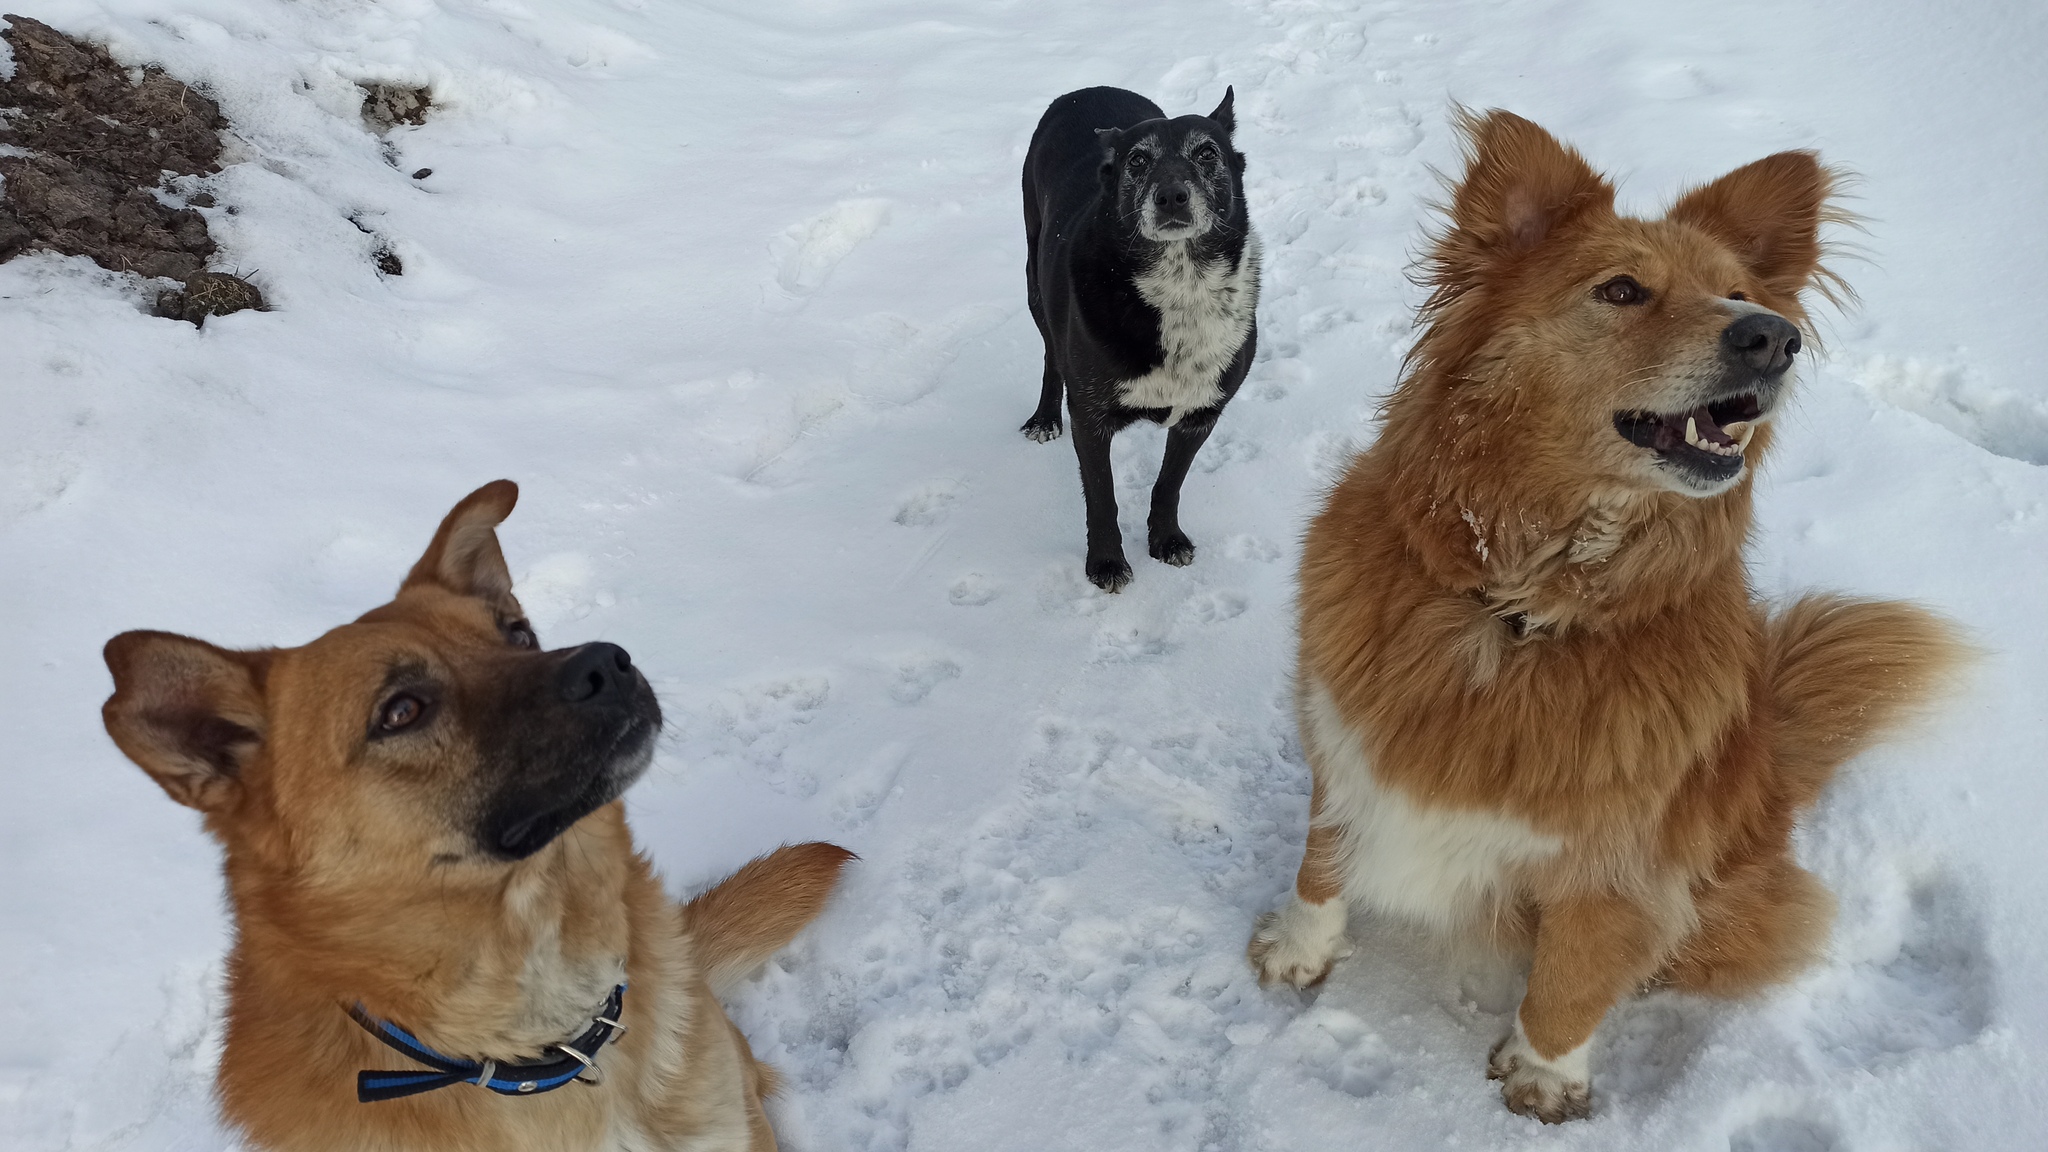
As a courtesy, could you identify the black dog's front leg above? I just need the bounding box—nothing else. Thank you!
[1070,413,1132,592]
[1022,356,1064,442]
[1148,414,1216,566]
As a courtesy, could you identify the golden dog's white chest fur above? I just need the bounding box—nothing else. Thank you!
[1300,678,1561,930]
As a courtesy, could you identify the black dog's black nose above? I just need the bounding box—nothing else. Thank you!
[1721,311,1802,377]
[557,642,634,704]
[1157,183,1191,209]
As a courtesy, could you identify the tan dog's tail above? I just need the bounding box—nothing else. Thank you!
[685,842,856,996]
[1765,594,1968,808]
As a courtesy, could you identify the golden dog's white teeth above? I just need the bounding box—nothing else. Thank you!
[1729,422,1755,451]
[1685,416,1702,449]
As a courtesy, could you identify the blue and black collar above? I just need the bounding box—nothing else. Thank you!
[347,984,627,1103]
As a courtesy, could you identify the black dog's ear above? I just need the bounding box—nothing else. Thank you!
[1208,87,1236,135]
[1095,126,1123,153]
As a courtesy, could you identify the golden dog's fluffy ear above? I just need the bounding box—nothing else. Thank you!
[1432,108,1613,287]
[1668,151,1846,305]
[401,480,519,604]
[103,631,271,812]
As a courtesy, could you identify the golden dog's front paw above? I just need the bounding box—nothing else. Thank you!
[1247,897,1354,988]
[1488,1029,1592,1123]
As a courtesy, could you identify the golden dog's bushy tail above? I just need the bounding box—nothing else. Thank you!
[685,842,856,996]
[1766,594,1969,808]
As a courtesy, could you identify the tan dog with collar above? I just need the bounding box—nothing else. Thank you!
[103,481,850,1151]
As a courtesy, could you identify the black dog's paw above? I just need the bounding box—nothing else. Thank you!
[1149,529,1196,567]
[1021,413,1064,443]
[1085,555,1134,593]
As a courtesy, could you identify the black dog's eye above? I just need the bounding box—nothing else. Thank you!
[1596,276,1648,306]
[1729,290,1748,301]
[1127,152,1151,172]
[504,619,537,650]
[1193,143,1220,163]
[375,693,427,735]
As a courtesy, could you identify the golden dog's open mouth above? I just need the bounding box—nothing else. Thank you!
[1614,391,1762,483]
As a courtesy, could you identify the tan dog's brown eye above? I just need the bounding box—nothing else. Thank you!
[505,620,537,650]
[376,694,425,733]
[1596,276,1647,305]
[1729,291,1748,301]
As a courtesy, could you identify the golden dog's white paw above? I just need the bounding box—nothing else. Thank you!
[1487,1022,1592,1123]
[1247,897,1354,987]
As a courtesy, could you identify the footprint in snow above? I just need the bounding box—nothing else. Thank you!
[1636,60,1719,101]
[1595,995,1717,1102]
[828,742,908,829]
[948,573,998,606]
[1180,590,1248,625]
[1196,429,1260,473]
[1808,870,1993,1069]
[1093,618,1176,663]
[1728,1114,1842,1152]
[1290,1006,1404,1099]
[684,675,832,796]
[888,654,960,705]
[515,552,616,631]
[767,198,890,305]
[1849,353,2048,465]
[1332,105,1423,156]
[894,479,962,527]
[1156,56,1218,109]
[1224,534,1283,563]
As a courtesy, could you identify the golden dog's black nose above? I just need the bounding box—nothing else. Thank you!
[1722,311,1801,377]
[558,642,634,704]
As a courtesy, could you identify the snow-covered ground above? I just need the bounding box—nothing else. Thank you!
[4,0,2045,1148]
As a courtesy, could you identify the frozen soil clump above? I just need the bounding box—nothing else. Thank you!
[0,14,261,322]
[361,83,431,133]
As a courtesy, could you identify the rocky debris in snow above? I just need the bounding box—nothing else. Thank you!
[0,14,239,296]
[153,269,264,326]
[360,82,430,132]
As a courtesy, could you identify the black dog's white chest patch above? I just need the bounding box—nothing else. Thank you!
[1119,232,1262,424]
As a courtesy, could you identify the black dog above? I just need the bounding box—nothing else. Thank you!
[1021,86,1260,592]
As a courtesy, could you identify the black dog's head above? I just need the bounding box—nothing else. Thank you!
[1098,88,1245,243]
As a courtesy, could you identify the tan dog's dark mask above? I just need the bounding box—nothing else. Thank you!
[102,481,662,873]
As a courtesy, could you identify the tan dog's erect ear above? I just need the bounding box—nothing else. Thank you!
[400,480,519,603]
[1668,151,1845,304]
[1433,108,1614,287]
[103,631,271,812]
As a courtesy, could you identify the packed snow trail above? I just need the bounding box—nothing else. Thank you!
[2,1,2044,1149]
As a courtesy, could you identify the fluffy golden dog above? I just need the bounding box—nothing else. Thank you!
[1249,111,1964,1121]
[103,481,850,1151]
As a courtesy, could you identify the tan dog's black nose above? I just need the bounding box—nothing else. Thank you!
[559,642,634,704]
[1722,311,1801,377]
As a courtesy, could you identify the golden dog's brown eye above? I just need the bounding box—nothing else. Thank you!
[1729,291,1748,301]
[377,694,425,733]
[505,620,537,650]
[1596,276,1647,305]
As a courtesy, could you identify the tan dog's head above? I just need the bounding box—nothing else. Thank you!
[102,481,662,879]
[1407,109,1847,500]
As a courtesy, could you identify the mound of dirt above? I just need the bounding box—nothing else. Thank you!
[361,82,431,133]
[0,14,260,321]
